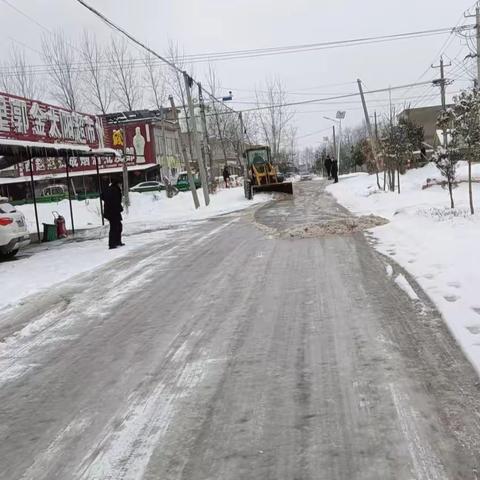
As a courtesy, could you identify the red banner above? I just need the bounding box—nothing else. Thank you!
[0,91,101,147]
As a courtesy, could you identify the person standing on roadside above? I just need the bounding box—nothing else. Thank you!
[101,179,124,250]
[223,165,230,188]
[324,155,332,179]
[331,159,339,183]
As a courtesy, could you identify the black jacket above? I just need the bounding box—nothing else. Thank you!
[331,161,338,175]
[102,184,123,221]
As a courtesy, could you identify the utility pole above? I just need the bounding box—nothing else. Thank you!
[374,111,379,141]
[169,95,200,209]
[238,112,246,175]
[160,106,168,180]
[357,78,381,189]
[432,56,451,147]
[332,125,337,160]
[466,5,480,85]
[183,72,210,206]
[121,127,130,212]
[198,82,214,191]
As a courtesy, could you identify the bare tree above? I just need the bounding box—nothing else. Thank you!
[81,31,112,114]
[165,41,191,112]
[143,52,166,110]
[109,37,141,111]
[42,30,82,110]
[256,78,294,162]
[0,45,42,99]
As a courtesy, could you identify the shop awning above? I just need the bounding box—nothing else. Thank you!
[0,139,120,170]
[0,163,156,185]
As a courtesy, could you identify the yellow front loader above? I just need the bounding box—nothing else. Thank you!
[244,146,293,199]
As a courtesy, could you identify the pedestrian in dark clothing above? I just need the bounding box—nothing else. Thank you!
[331,159,339,183]
[223,165,230,188]
[101,179,124,249]
[324,155,332,179]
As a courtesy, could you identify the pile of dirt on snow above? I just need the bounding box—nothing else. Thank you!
[283,214,388,238]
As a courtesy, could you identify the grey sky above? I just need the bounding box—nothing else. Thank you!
[0,0,477,147]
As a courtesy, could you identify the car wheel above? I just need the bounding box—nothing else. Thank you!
[1,249,18,259]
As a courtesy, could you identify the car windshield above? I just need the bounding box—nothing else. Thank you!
[0,203,15,214]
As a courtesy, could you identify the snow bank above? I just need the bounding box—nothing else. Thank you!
[17,187,270,234]
[328,163,480,375]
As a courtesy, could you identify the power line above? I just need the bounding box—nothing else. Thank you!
[235,80,434,113]
[0,24,475,76]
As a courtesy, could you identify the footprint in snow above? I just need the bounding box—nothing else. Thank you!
[447,281,461,289]
[444,295,459,303]
[466,325,480,335]
[472,307,480,316]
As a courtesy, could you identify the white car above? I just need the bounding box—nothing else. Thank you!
[0,199,30,257]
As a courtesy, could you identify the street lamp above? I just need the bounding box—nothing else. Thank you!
[323,111,346,172]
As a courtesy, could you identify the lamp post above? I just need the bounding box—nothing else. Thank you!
[324,111,346,172]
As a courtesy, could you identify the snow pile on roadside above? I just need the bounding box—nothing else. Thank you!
[17,187,270,233]
[327,162,480,374]
[283,214,388,238]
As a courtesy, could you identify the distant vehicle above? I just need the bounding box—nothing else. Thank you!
[176,172,201,191]
[300,173,313,181]
[130,181,166,193]
[40,184,68,202]
[0,198,30,258]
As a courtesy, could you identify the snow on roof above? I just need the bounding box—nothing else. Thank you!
[0,138,92,152]
[0,163,156,185]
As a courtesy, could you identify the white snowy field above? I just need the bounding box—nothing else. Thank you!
[17,186,269,235]
[327,162,480,374]
[1,188,270,312]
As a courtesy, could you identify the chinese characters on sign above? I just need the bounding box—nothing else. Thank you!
[0,92,99,147]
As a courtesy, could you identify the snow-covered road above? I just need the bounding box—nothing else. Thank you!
[1,182,479,479]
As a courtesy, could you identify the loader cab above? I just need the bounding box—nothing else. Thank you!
[246,147,271,168]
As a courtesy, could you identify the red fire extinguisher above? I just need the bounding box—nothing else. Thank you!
[53,211,67,238]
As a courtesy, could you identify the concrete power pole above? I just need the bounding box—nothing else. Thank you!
[465,5,480,85]
[169,95,200,209]
[432,57,451,147]
[357,79,381,189]
[198,82,214,190]
[183,72,210,206]
[238,112,246,175]
[332,125,337,159]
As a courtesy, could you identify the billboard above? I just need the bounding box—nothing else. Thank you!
[0,91,102,147]
[103,121,155,165]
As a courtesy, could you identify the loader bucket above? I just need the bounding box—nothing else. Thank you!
[253,182,293,195]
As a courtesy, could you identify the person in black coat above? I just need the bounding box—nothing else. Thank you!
[101,179,124,249]
[331,159,339,183]
[223,165,230,188]
[324,155,332,179]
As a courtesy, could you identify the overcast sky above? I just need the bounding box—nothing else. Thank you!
[0,0,477,148]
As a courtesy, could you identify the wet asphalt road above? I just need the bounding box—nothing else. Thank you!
[1,181,480,480]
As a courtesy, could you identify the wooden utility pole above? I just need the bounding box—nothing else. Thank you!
[198,82,214,189]
[169,95,200,209]
[357,78,381,189]
[183,72,210,206]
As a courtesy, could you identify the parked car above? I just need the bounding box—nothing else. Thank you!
[0,198,30,258]
[40,184,68,203]
[176,172,201,191]
[300,173,313,181]
[129,181,166,193]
